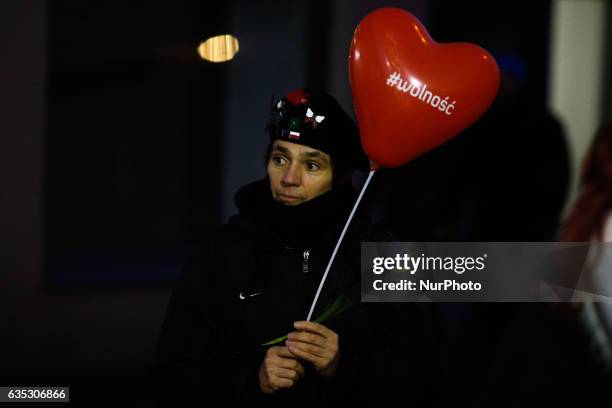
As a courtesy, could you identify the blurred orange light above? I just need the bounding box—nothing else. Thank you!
[198,34,239,63]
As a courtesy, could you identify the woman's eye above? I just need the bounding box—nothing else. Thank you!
[272,156,287,165]
[305,162,321,171]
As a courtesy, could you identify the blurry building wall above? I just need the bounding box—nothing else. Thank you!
[548,0,610,215]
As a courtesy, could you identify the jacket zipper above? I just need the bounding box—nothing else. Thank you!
[302,250,310,273]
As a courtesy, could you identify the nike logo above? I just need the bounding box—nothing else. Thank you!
[239,291,262,300]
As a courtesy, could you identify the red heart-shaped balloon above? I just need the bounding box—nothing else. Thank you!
[349,8,500,168]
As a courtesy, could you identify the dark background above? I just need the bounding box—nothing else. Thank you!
[1,0,611,406]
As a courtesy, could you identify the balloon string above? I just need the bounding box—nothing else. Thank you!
[306,169,377,321]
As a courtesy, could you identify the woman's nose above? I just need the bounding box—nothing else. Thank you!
[281,165,301,187]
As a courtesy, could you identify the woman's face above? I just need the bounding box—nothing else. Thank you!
[267,140,333,206]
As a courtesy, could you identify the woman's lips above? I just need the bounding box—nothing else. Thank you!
[277,193,301,204]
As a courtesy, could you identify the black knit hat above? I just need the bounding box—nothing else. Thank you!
[265,88,370,170]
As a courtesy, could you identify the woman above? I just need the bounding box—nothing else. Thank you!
[563,120,612,369]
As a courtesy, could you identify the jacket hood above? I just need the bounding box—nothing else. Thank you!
[229,179,366,248]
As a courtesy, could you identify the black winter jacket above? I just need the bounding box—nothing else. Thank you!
[154,180,378,406]
[154,179,447,407]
